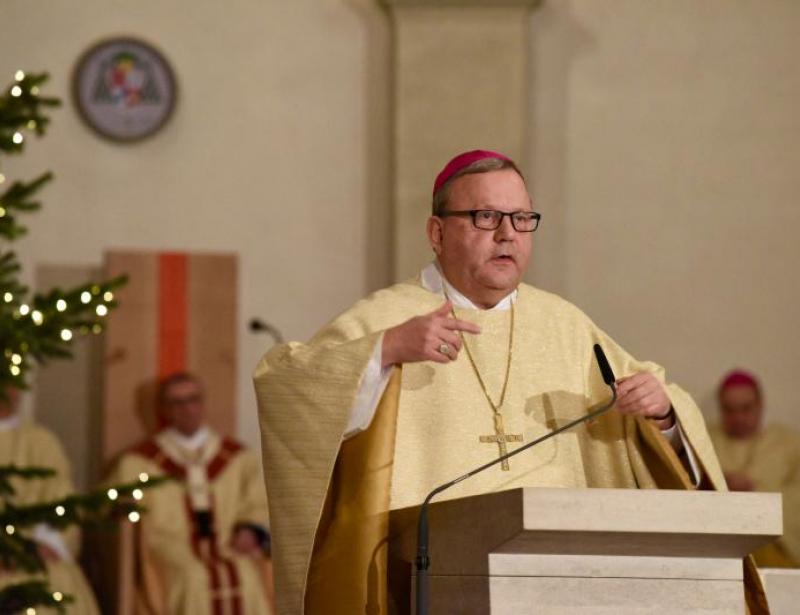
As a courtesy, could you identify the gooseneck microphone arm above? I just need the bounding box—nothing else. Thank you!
[414,344,618,615]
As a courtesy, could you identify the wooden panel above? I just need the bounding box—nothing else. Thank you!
[34,264,104,490]
[187,252,237,438]
[103,252,158,467]
[102,250,238,466]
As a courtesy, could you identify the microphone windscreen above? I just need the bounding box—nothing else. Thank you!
[593,344,616,386]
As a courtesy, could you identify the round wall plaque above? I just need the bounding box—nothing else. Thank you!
[73,37,177,143]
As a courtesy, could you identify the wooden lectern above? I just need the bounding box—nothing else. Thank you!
[387,488,782,614]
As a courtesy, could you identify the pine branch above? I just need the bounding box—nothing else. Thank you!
[0,72,60,155]
[0,172,52,240]
[0,475,168,574]
[0,465,55,497]
[0,580,72,614]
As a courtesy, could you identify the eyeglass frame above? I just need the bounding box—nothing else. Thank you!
[437,209,542,232]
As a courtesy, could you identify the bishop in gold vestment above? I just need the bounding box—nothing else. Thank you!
[710,369,800,567]
[0,390,100,615]
[253,151,754,615]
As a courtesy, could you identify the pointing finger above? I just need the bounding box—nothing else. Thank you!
[442,318,481,334]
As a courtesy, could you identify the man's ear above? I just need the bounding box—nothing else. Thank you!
[427,216,444,255]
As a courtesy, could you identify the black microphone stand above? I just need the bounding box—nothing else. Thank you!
[414,357,617,615]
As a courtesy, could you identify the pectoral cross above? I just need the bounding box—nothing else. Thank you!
[479,413,523,471]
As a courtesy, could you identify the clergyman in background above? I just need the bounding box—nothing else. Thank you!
[710,370,800,567]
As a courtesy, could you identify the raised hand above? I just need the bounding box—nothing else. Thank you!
[381,301,481,367]
[615,372,674,428]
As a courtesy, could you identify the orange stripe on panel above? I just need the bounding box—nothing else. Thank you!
[158,253,188,379]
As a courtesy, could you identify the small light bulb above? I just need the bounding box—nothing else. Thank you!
[26,608,35,615]
[10,85,22,97]
[96,304,108,317]
[10,365,20,376]
[11,354,21,365]
[80,291,91,304]
[91,285,101,295]
[103,291,114,302]
[18,304,29,316]
[12,132,23,144]
[139,472,149,483]
[3,292,12,303]
[132,488,143,501]
[31,86,39,95]
[0,207,5,217]
[56,299,67,312]
[128,511,141,523]
[60,329,73,341]
[92,324,102,334]
[31,310,43,325]
[5,524,14,535]
[14,70,25,81]
[107,488,118,500]
[27,120,36,130]
[0,173,5,184]
[55,505,66,516]
[52,592,63,602]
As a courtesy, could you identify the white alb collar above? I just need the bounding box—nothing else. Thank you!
[162,426,210,451]
[420,261,516,311]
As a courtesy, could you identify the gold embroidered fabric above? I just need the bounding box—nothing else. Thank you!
[253,279,729,615]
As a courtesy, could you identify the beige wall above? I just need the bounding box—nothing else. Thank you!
[3,0,799,462]
[527,0,800,427]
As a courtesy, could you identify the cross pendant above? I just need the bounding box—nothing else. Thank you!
[479,413,523,471]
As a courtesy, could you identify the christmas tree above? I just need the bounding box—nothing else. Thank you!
[0,71,160,613]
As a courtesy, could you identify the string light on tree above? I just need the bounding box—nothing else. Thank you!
[55,505,65,517]
[15,70,25,81]
[132,488,143,501]
[19,304,30,316]
[52,592,63,603]
[139,472,149,483]
[12,132,24,145]
[56,299,67,311]
[31,310,43,325]
[128,511,141,523]
[95,304,108,317]
[103,291,114,302]
[10,85,22,97]
[60,329,72,341]
[80,291,91,304]
[107,488,118,501]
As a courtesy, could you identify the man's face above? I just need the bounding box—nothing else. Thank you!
[162,380,205,436]
[427,169,533,308]
[719,385,762,439]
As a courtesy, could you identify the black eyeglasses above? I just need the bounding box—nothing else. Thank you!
[438,209,542,232]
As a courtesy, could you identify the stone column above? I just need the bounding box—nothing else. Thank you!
[382,0,541,280]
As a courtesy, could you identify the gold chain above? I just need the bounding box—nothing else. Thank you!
[449,298,515,416]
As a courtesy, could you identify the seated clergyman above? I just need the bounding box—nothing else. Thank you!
[0,386,101,615]
[112,372,273,615]
[710,369,800,567]
[254,150,731,614]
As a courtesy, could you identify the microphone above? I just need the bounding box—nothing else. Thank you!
[415,344,618,615]
[249,318,284,344]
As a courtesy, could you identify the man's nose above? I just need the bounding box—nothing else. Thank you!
[494,215,516,240]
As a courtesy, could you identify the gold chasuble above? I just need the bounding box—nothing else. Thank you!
[112,429,272,615]
[253,279,765,615]
[0,422,100,615]
[710,423,800,567]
